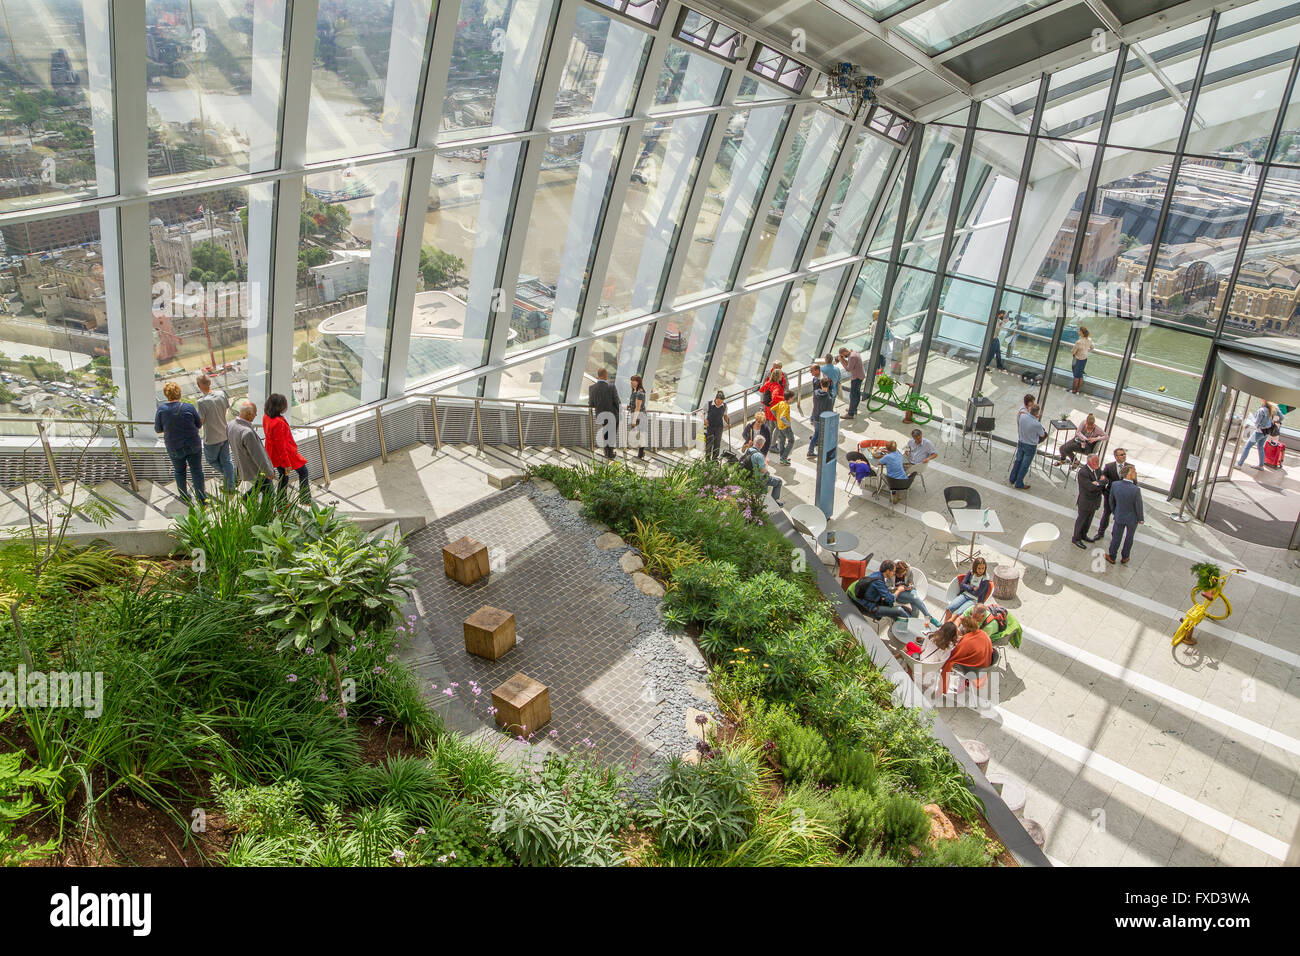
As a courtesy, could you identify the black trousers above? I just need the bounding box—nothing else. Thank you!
[278,464,310,500]
[1096,497,1113,537]
[704,430,721,460]
[1073,504,1097,543]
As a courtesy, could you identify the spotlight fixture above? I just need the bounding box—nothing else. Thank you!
[828,63,881,117]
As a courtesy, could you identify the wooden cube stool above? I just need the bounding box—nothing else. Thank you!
[463,606,515,661]
[491,672,550,735]
[443,536,490,586]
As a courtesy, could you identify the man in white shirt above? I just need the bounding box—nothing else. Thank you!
[902,428,937,475]
[195,373,235,492]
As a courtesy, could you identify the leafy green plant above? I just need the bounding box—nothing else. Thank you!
[870,793,931,859]
[829,786,878,851]
[1191,561,1223,592]
[171,490,289,599]
[875,373,894,393]
[628,516,703,581]
[827,746,878,791]
[348,755,445,824]
[643,750,759,856]
[0,708,59,865]
[770,717,831,786]
[920,833,993,867]
[244,514,415,713]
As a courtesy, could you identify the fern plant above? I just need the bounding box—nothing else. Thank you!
[0,709,60,865]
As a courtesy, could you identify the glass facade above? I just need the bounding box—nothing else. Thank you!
[6,0,1300,495]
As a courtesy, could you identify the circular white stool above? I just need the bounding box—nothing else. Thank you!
[961,739,991,775]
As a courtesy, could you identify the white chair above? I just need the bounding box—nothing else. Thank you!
[1016,521,1060,572]
[911,568,930,603]
[908,459,930,491]
[919,511,960,565]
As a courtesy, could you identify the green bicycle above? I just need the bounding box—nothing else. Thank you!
[865,375,933,424]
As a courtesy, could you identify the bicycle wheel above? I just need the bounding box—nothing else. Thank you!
[1172,618,1196,647]
[1204,593,1231,621]
[866,389,889,413]
[910,397,933,425]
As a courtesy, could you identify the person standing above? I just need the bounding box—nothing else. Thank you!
[986,310,1007,372]
[838,346,867,419]
[195,373,236,493]
[1009,402,1047,490]
[741,411,771,456]
[1092,447,1128,541]
[770,398,794,466]
[768,362,789,394]
[154,380,207,506]
[759,368,784,423]
[263,393,310,502]
[818,357,842,406]
[806,373,833,461]
[701,391,728,461]
[227,400,276,497]
[588,367,621,460]
[1105,464,1143,565]
[626,373,647,461]
[747,436,783,506]
[1070,326,1094,394]
[1072,453,1105,549]
[1237,400,1279,471]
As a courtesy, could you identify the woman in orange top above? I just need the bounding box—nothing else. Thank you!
[941,613,993,694]
[263,392,311,502]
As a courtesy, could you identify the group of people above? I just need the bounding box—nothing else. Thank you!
[587,368,649,461]
[984,310,1096,397]
[1237,399,1287,472]
[154,376,311,506]
[845,428,938,503]
[848,557,1000,695]
[1072,447,1144,565]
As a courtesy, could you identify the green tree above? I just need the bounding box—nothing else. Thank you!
[295,340,318,363]
[192,241,235,278]
[419,245,465,289]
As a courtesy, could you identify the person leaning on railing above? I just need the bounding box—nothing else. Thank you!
[155,380,207,506]
[228,399,276,498]
[263,392,311,503]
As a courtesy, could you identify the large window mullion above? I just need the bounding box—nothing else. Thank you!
[482,1,573,399]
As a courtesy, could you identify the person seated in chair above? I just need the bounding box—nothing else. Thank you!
[1058,413,1107,464]
[944,557,994,622]
[941,613,994,694]
[902,428,938,475]
[872,440,912,504]
[892,560,941,627]
[966,603,1022,649]
[848,559,914,622]
[741,412,771,456]
[906,621,960,695]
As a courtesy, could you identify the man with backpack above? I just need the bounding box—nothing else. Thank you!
[806,374,834,461]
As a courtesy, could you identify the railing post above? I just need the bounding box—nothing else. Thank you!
[38,422,64,497]
[374,408,389,463]
[429,396,442,451]
[588,406,596,455]
[474,398,484,451]
[316,426,331,488]
[795,366,804,412]
[516,402,525,452]
[115,424,139,494]
[553,405,561,451]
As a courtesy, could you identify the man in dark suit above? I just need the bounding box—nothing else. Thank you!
[1072,453,1104,549]
[1092,447,1127,542]
[588,367,621,459]
[1105,464,1144,565]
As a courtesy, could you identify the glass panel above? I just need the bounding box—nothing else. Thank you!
[900,123,968,270]
[810,129,895,262]
[947,131,1030,281]
[1040,51,1118,142]
[1110,324,1212,488]
[598,114,713,326]
[651,304,723,411]
[581,325,651,397]
[651,42,728,112]
[1006,138,1092,293]
[835,259,889,349]
[552,7,650,127]
[866,171,905,256]
[921,273,998,429]
[775,266,846,370]
[0,210,117,433]
[440,0,555,142]
[1041,307,1129,442]
[498,348,571,402]
[1182,1,1300,159]
[405,144,525,386]
[303,0,431,164]
[1219,162,1300,340]
[894,0,1056,56]
[711,286,785,395]
[149,187,256,407]
[294,160,408,421]
[147,0,287,183]
[511,128,626,354]
[1104,19,1211,151]
[747,110,844,281]
[675,103,791,302]
[880,264,936,387]
[735,74,794,104]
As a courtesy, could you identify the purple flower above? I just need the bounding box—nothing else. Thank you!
[414,827,425,836]
[287,674,298,683]
[391,848,406,862]
[374,716,384,725]
[443,688,454,696]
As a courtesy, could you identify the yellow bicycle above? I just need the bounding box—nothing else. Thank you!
[1173,568,1245,647]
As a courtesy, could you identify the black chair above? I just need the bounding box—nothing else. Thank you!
[886,472,915,507]
[965,415,994,466]
[943,485,981,520]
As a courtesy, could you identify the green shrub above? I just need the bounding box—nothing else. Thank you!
[771,718,831,786]
[829,786,878,851]
[348,755,445,824]
[920,833,993,867]
[431,731,517,802]
[0,711,59,865]
[827,746,877,792]
[644,749,759,855]
[871,793,931,858]
[629,516,703,580]
[847,846,903,867]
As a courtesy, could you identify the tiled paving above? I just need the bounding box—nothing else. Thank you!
[403,482,669,771]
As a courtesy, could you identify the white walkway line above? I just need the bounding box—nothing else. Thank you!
[781,455,1300,669]
[1019,624,1300,758]
[995,708,1290,862]
[926,458,1300,600]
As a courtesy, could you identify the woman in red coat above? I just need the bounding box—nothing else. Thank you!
[759,369,785,423]
[263,393,310,501]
